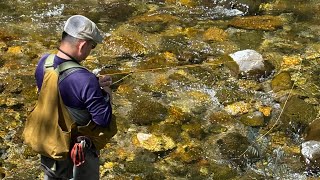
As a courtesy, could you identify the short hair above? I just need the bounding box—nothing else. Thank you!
[61,31,79,45]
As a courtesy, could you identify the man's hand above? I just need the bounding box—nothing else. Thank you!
[99,75,112,102]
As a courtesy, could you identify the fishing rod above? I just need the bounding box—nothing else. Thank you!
[94,58,230,85]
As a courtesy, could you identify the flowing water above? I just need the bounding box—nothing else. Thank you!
[0,0,320,179]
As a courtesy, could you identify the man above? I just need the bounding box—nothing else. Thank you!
[35,15,112,180]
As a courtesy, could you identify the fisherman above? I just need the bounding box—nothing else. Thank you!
[35,15,112,180]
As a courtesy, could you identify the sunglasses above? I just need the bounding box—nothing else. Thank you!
[91,41,97,49]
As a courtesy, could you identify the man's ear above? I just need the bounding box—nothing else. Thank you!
[78,40,86,53]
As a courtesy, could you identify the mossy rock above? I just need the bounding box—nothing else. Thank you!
[271,72,293,92]
[172,144,203,163]
[149,123,182,141]
[217,132,254,169]
[208,111,234,124]
[208,162,238,180]
[229,15,283,31]
[99,0,136,22]
[124,160,155,174]
[182,123,205,139]
[103,35,148,58]
[215,87,252,105]
[130,14,178,33]
[160,34,189,54]
[229,29,264,50]
[239,111,265,127]
[136,53,178,70]
[129,97,168,125]
[281,96,317,130]
[203,27,228,42]
[167,106,194,124]
[133,133,176,152]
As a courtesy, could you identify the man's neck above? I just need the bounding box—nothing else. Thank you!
[57,47,79,62]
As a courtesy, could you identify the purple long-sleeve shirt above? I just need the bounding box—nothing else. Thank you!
[35,54,112,127]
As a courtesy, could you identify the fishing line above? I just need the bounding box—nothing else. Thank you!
[238,56,304,159]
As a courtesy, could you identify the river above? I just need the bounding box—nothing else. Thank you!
[0,0,319,179]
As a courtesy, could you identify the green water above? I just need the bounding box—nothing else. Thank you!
[0,0,319,179]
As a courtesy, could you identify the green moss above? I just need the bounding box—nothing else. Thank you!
[182,123,205,139]
[149,123,182,141]
[281,96,317,130]
[129,96,168,125]
[125,160,155,174]
[229,15,283,31]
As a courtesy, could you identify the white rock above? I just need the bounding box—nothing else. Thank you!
[301,140,320,161]
[229,49,264,72]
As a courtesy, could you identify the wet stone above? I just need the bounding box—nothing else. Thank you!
[271,71,293,92]
[149,123,182,142]
[181,123,205,140]
[215,87,250,105]
[229,15,283,31]
[172,144,203,163]
[160,34,189,55]
[129,97,168,125]
[99,0,137,22]
[103,35,148,58]
[130,14,178,33]
[208,111,233,124]
[0,41,7,52]
[133,133,176,152]
[3,77,23,94]
[203,27,228,42]
[228,28,264,50]
[281,96,317,131]
[124,160,155,174]
[217,132,253,169]
[239,111,265,127]
[0,83,4,93]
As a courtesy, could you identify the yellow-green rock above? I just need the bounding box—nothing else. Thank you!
[203,27,228,42]
[239,111,265,127]
[229,15,283,31]
[271,72,293,92]
[133,133,176,152]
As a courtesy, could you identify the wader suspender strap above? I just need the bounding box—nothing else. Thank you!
[44,54,91,166]
[44,54,87,81]
[44,54,86,72]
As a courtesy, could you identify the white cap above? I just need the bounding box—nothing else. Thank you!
[64,15,103,44]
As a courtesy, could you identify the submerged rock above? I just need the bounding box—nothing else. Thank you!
[229,15,283,31]
[129,97,168,125]
[239,111,265,127]
[133,133,176,152]
[103,34,148,58]
[224,101,251,116]
[171,144,203,163]
[271,71,294,92]
[281,96,317,133]
[130,14,178,33]
[217,132,256,169]
[203,27,228,42]
[99,0,137,22]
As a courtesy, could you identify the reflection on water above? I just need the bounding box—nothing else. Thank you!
[0,0,319,179]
